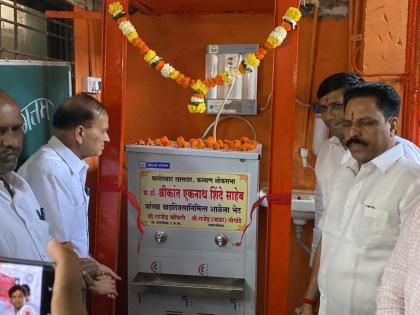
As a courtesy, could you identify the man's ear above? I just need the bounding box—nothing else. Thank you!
[74,125,85,144]
[388,117,398,136]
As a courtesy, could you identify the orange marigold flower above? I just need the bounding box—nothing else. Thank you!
[139,45,149,55]
[155,60,165,71]
[176,73,185,84]
[189,79,196,89]
[263,41,273,50]
[281,21,292,32]
[215,75,224,85]
[182,77,191,88]
[117,16,128,24]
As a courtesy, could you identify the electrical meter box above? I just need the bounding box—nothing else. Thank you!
[205,44,258,115]
[126,145,261,315]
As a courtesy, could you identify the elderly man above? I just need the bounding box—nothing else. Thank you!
[19,94,110,259]
[0,91,117,297]
[296,74,420,315]
[316,82,420,315]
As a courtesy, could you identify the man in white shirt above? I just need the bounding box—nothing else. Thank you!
[0,91,51,262]
[296,75,420,315]
[19,94,110,258]
[312,72,365,265]
[317,82,420,315]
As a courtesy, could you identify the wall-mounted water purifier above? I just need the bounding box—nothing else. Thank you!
[205,44,258,115]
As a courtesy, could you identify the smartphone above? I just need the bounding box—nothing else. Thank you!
[0,257,54,315]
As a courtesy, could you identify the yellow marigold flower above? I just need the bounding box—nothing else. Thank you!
[170,70,180,79]
[188,103,206,114]
[220,72,231,84]
[144,50,156,63]
[245,53,260,67]
[108,2,124,16]
[127,31,138,42]
[267,34,281,48]
[192,80,208,95]
[284,7,302,23]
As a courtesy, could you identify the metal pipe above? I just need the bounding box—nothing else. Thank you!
[0,17,72,41]
[303,5,319,147]
[13,0,17,59]
[402,0,420,142]
[0,0,73,29]
[0,47,67,61]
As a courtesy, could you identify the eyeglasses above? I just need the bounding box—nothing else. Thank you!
[316,102,344,114]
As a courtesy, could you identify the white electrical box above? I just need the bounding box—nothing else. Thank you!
[205,44,258,115]
[81,76,101,93]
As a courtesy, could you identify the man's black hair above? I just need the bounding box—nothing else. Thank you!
[8,284,27,297]
[52,93,106,130]
[21,284,30,296]
[317,72,365,99]
[344,82,401,119]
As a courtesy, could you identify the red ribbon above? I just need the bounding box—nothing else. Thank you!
[233,192,291,247]
[96,181,144,251]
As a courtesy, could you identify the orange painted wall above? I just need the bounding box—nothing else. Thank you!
[125,13,274,182]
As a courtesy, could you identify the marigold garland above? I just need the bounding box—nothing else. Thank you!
[136,136,258,152]
[108,2,302,113]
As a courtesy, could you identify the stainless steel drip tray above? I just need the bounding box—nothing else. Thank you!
[131,272,245,298]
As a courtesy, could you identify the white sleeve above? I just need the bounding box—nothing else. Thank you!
[310,181,323,266]
[397,136,420,167]
[376,210,419,314]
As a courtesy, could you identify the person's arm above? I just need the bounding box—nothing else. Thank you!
[295,239,321,315]
[376,209,420,315]
[48,240,87,315]
[311,182,323,266]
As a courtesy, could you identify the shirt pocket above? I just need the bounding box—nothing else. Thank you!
[345,204,388,249]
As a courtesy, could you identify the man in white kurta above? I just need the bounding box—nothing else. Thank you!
[317,82,420,315]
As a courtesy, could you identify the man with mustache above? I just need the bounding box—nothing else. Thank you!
[296,75,420,315]
[316,82,420,315]
[0,91,50,261]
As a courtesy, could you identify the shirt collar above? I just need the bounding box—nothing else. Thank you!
[328,136,342,147]
[346,142,404,175]
[367,142,404,173]
[0,171,31,198]
[48,136,88,176]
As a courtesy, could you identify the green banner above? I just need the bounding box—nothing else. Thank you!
[0,60,71,166]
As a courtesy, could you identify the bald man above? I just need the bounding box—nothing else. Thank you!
[0,91,51,261]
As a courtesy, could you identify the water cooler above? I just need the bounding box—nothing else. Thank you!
[126,144,261,315]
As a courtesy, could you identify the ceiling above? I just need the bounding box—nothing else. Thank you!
[130,0,275,15]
